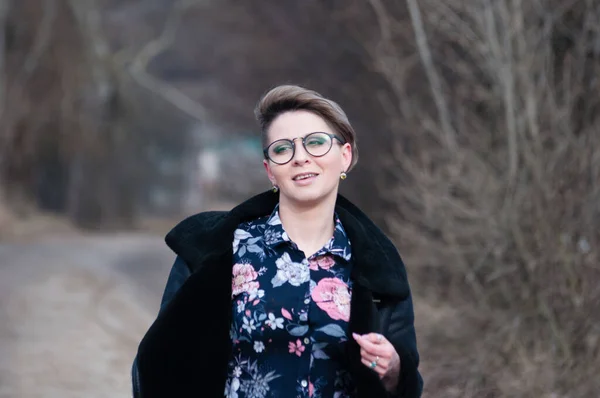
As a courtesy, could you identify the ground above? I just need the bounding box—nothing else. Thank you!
[0,233,173,398]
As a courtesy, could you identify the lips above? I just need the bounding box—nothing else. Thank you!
[292,173,319,181]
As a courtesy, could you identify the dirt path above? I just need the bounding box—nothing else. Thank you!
[0,234,174,398]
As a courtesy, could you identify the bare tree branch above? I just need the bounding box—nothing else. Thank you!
[366,0,393,43]
[18,0,57,81]
[0,0,10,124]
[406,0,458,151]
[67,0,114,103]
[127,0,208,121]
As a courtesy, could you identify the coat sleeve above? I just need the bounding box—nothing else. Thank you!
[386,291,423,398]
[157,256,192,312]
[132,256,192,397]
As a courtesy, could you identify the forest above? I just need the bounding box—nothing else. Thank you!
[0,0,599,396]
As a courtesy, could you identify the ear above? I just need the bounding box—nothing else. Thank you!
[263,159,277,186]
[341,143,353,172]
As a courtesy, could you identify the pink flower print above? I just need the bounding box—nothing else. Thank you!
[281,308,293,320]
[309,381,314,397]
[308,259,319,271]
[232,263,259,296]
[288,339,305,357]
[311,277,351,321]
[316,255,335,270]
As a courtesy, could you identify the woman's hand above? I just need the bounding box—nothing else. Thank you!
[352,332,401,391]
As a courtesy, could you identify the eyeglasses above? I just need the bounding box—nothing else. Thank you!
[263,132,345,165]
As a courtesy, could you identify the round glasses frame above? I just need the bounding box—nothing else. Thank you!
[263,132,345,165]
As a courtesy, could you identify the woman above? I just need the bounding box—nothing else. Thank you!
[133,85,423,397]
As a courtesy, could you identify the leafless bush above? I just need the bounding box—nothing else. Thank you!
[351,0,600,396]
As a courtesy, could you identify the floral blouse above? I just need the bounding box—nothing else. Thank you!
[225,205,356,398]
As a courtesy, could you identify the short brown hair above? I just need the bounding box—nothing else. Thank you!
[254,85,359,172]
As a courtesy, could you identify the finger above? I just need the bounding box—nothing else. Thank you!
[353,334,388,356]
[360,357,386,377]
[361,348,389,363]
[361,351,390,372]
[360,347,391,362]
[360,348,393,360]
[353,332,386,346]
[363,333,386,345]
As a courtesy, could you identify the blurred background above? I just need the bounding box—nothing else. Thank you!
[0,0,598,397]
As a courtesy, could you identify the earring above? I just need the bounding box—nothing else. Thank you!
[340,172,347,180]
[272,185,279,193]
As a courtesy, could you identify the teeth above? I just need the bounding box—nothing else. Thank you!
[294,173,317,181]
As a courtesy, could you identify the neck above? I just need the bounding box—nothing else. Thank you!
[278,193,338,258]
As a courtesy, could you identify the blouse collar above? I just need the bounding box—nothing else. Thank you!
[262,204,352,262]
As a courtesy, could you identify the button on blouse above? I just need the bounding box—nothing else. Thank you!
[225,205,356,398]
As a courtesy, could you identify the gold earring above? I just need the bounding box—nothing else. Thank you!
[272,185,279,193]
[340,172,347,180]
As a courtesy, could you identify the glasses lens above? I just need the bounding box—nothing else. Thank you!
[304,132,332,157]
[267,140,294,164]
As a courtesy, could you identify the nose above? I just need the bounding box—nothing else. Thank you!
[291,137,310,164]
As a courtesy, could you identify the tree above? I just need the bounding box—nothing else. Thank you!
[0,0,198,227]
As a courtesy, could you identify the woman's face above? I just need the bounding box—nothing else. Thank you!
[263,110,352,207]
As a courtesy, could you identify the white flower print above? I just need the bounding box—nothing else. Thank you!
[242,317,256,334]
[248,288,265,301]
[232,228,253,254]
[236,300,245,314]
[267,211,282,226]
[225,377,240,398]
[253,341,265,353]
[233,366,242,378]
[263,228,282,246]
[264,313,284,330]
[227,357,280,398]
[271,252,310,287]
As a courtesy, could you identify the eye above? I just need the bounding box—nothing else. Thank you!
[272,143,292,154]
[306,136,327,146]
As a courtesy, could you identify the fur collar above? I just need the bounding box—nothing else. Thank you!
[165,190,409,298]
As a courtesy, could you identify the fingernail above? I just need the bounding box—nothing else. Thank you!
[352,333,360,340]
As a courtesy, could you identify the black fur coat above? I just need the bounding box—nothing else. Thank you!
[134,191,423,397]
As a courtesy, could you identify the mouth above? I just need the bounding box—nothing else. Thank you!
[292,173,319,181]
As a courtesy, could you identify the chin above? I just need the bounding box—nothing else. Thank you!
[283,185,337,207]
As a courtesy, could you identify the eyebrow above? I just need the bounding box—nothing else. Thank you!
[272,132,326,140]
